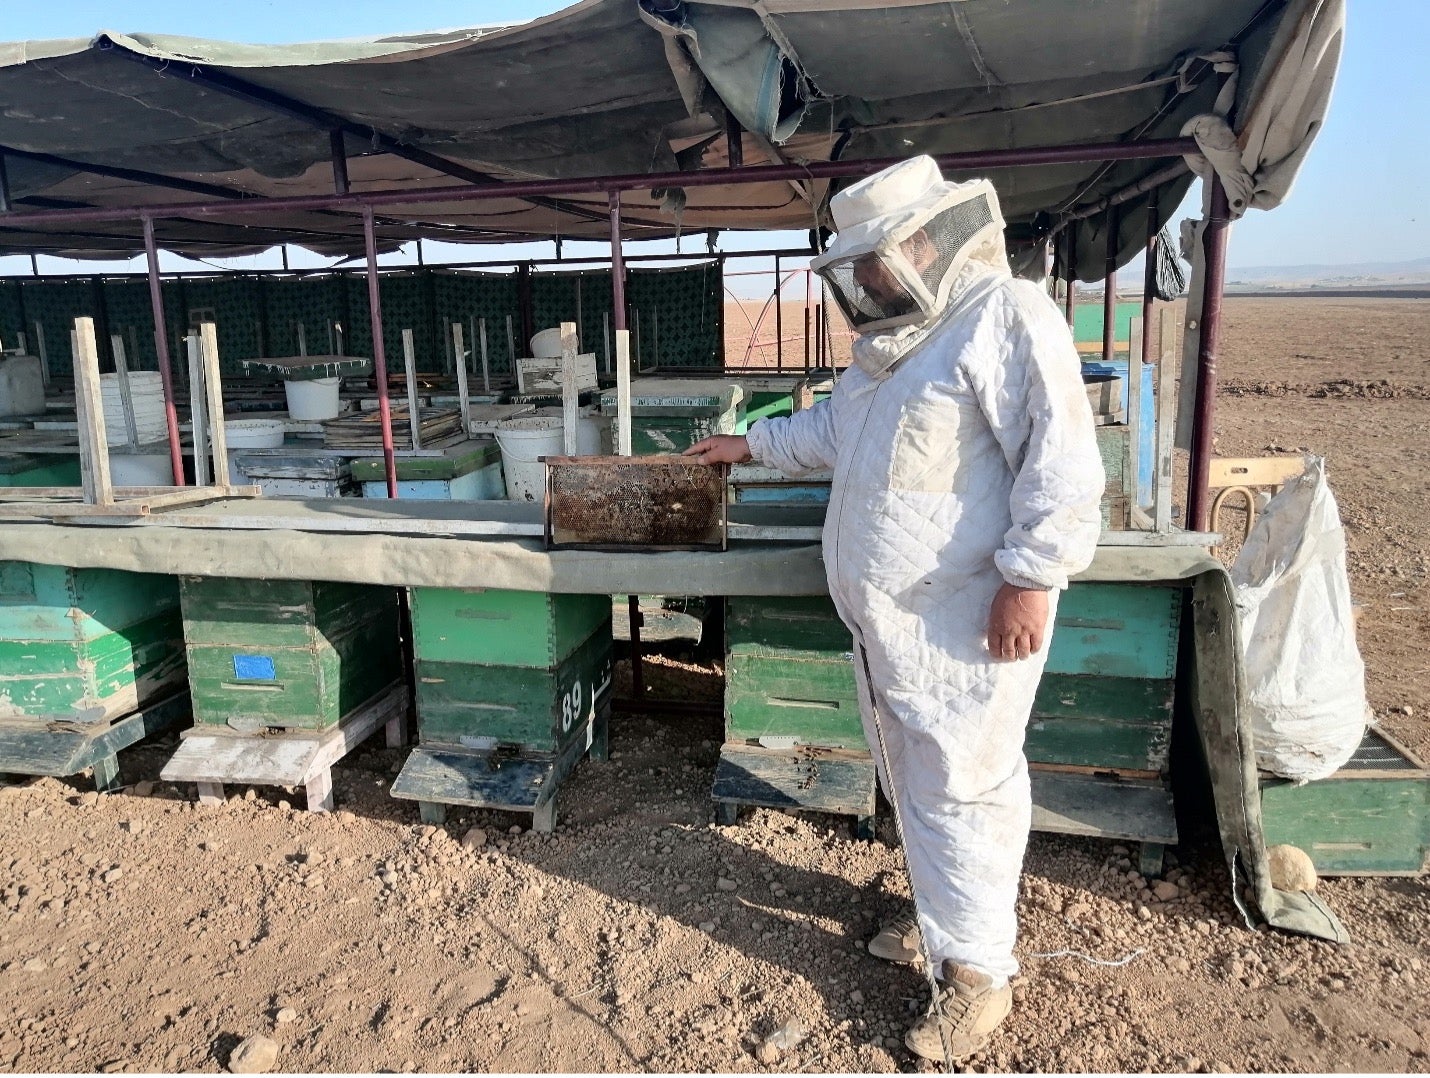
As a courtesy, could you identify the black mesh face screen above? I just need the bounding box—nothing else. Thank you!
[915,195,996,296]
[820,257,920,327]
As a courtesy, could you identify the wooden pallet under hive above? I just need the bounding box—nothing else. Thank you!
[391,587,614,832]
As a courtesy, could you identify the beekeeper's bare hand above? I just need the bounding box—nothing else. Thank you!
[683,435,752,466]
[987,583,1050,661]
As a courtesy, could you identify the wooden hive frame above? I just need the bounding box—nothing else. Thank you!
[0,317,260,517]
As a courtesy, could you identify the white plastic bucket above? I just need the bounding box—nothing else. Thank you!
[223,418,285,449]
[534,406,607,456]
[110,450,174,486]
[284,376,341,421]
[494,417,563,502]
[529,328,564,359]
[0,355,45,417]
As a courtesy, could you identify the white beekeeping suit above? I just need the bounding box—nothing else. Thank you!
[744,158,1105,1000]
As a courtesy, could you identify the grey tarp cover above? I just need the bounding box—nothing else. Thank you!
[0,512,1349,943]
[0,0,1323,276]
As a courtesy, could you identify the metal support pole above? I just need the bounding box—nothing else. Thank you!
[774,254,783,373]
[1064,227,1077,328]
[1102,207,1118,365]
[517,262,535,354]
[608,191,628,332]
[142,217,187,486]
[1186,179,1231,533]
[1142,201,1159,367]
[329,130,350,196]
[362,206,399,499]
[725,108,744,168]
[0,153,11,213]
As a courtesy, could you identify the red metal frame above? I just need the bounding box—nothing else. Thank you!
[1186,177,1231,533]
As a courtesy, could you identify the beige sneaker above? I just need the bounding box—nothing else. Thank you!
[904,963,1013,1063]
[867,912,922,964]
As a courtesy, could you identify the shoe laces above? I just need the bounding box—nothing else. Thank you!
[886,912,919,938]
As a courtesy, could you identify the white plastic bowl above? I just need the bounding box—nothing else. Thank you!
[222,417,285,449]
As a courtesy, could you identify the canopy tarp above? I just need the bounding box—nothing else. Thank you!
[0,0,1337,277]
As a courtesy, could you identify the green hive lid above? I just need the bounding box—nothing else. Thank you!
[241,355,373,381]
[349,438,501,481]
[0,452,44,475]
[599,378,744,414]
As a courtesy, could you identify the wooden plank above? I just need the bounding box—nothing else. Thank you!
[615,329,632,456]
[109,335,140,449]
[403,329,423,451]
[199,322,230,488]
[452,324,472,438]
[561,322,579,457]
[1032,672,1176,725]
[390,705,602,812]
[1207,456,1306,490]
[1153,308,1177,531]
[162,682,404,788]
[187,334,211,488]
[1127,317,1142,512]
[1025,713,1171,773]
[712,743,877,817]
[1029,770,1178,844]
[478,317,491,394]
[72,317,114,506]
[0,690,189,779]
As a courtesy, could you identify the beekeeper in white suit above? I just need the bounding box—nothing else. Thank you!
[686,156,1105,1062]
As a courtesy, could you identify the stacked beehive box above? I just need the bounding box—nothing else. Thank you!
[714,595,876,837]
[391,588,613,831]
[178,577,401,733]
[0,562,188,789]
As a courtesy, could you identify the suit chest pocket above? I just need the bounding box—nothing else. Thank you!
[888,392,984,493]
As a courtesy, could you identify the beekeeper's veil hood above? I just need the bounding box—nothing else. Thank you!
[812,156,1010,341]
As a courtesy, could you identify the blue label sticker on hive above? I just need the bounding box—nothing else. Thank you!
[233,654,277,680]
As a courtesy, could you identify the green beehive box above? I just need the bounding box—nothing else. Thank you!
[1260,729,1429,876]
[410,587,610,669]
[179,576,401,732]
[410,587,613,753]
[725,595,865,749]
[415,623,613,753]
[0,453,82,487]
[0,562,185,723]
[1025,582,1180,773]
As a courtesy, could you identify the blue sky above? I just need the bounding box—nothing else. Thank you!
[1,0,1421,278]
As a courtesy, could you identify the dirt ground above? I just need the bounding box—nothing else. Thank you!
[2,297,1428,1074]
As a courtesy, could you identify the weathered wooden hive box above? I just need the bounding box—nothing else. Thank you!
[1261,728,1429,876]
[1028,582,1181,772]
[599,379,746,455]
[179,576,401,732]
[0,562,186,723]
[724,595,863,749]
[408,588,613,752]
[715,595,875,835]
[0,452,82,488]
[352,441,505,501]
[1025,580,1183,872]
